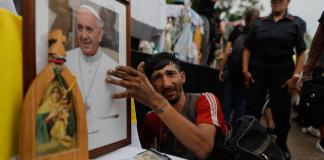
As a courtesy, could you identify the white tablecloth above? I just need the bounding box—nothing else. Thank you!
[95,145,186,160]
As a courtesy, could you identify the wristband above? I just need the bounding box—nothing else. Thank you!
[293,73,302,79]
[153,100,168,114]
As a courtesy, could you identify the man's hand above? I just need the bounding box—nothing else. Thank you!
[242,70,254,87]
[218,70,225,82]
[106,62,166,110]
[282,76,299,94]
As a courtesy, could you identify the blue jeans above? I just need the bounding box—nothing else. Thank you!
[222,71,247,127]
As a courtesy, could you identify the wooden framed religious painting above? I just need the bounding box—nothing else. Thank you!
[21,0,131,159]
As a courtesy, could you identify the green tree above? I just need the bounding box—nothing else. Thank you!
[216,0,262,21]
[188,0,262,21]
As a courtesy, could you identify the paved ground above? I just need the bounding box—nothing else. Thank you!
[261,111,324,160]
[287,113,323,160]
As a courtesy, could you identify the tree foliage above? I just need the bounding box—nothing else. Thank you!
[218,0,262,21]
[188,0,262,21]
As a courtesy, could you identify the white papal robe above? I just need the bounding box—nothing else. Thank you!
[66,47,127,150]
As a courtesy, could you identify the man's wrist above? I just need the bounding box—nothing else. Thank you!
[289,74,300,82]
[293,73,302,79]
[242,69,249,74]
[153,99,168,114]
[292,73,302,81]
[149,93,168,113]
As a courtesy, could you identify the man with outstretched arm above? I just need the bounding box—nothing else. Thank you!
[106,53,228,159]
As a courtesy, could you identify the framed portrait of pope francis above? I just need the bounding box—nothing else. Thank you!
[22,0,131,158]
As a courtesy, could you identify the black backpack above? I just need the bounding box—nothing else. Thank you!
[226,34,246,80]
[299,65,324,127]
[213,116,285,160]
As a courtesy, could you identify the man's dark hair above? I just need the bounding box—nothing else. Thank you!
[144,52,181,79]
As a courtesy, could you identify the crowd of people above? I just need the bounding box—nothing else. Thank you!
[123,0,324,159]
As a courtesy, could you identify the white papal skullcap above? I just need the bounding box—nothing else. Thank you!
[78,5,103,28]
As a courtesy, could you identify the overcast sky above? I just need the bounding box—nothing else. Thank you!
[259,0,324,37]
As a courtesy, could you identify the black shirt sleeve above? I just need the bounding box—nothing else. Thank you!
[295,16,306,34]
[243,20,258,50]
[319,11,324,24]
[294,20,307,54]
[228,26,242,44]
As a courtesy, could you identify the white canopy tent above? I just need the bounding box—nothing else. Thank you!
[131,0,167,43]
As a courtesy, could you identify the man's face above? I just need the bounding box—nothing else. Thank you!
[271,0,289,14]
[76,10,103,56]
[150,64,185,104]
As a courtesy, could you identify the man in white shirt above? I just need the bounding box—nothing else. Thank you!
[65,5,122,144]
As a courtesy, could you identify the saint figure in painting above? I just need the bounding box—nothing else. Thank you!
[36,81,76,156]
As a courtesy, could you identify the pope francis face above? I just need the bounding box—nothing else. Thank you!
[75,9,103,56]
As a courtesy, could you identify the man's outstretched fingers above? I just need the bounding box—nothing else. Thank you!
[111,91,128,99]
[137,62,145,74]
[109,70,129,80]
[106,75,133,89]
[116,65,139,76]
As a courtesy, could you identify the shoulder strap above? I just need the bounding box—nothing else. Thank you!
[182,93,201,122]
[185,93,201,107]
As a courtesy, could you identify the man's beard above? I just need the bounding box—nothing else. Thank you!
[167,94,181,105]
[164,85,183,105]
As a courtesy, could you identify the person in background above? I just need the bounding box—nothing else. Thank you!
[218,7,260,128]
[107,53,228,159]
[242,0,306,159]
[265,15,307,136]
[302,11,324,154]
[206,8,225,68]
